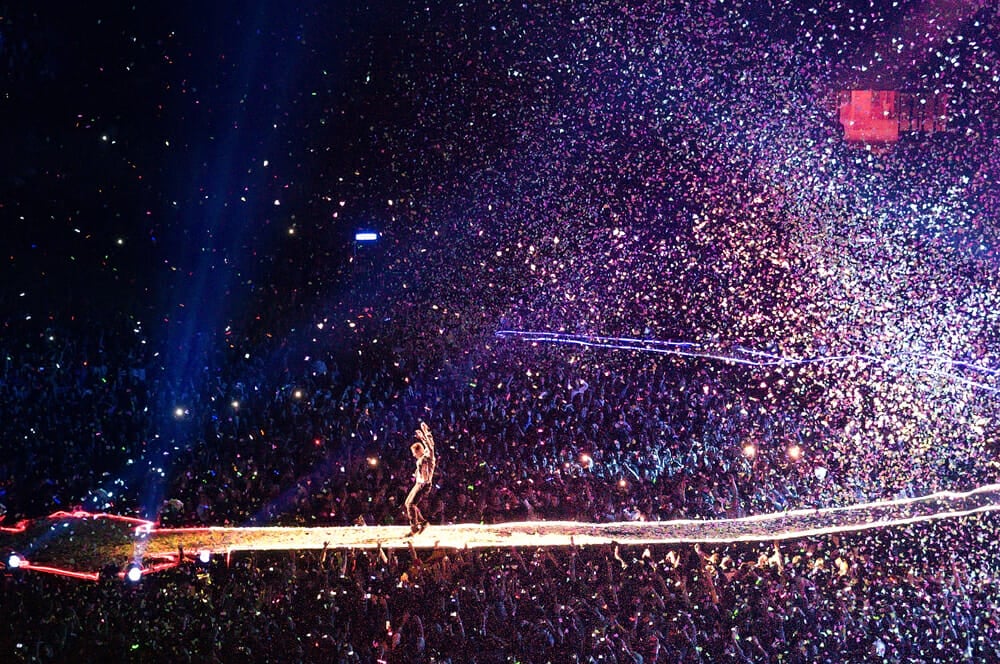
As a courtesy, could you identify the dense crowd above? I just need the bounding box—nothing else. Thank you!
[4,0,1000,662]
[2,515,999,663]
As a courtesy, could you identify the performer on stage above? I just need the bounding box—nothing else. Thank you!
[404,421,436,535]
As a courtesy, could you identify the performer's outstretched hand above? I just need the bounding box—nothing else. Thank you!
[417,421,435,452]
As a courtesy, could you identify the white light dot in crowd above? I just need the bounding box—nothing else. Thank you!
[787,444,803,461]
[199,550,211,564]
[742,443,757,459]
[126,565,143,583]
[8,553,23,569]
[174,407,185,418]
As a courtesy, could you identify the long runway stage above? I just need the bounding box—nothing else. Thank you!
[4,483,1000,580]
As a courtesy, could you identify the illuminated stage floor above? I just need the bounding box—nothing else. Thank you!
[145,482,1000,555]
[4,483,999,581]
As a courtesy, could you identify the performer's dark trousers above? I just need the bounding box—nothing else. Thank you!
[405,482,430,527]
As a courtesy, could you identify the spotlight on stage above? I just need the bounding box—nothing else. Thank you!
[198,550,211,564]
[126,564,143,583]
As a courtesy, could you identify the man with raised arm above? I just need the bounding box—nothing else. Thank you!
[404,421,436,536]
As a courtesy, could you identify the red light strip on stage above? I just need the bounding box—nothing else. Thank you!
[3,510,182,582]
[1,519,31,534]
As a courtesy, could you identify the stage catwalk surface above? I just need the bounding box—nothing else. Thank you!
[5,484,999,580]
